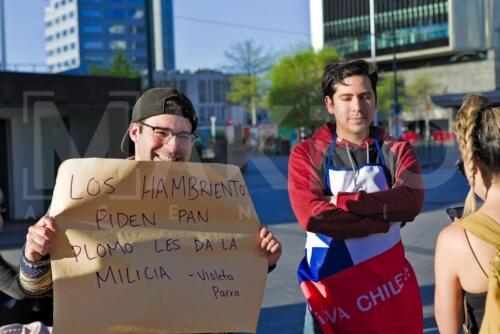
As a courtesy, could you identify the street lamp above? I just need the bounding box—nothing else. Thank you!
[369,0,376,68]
[144,0,154,88]
[390,0,402,139]
[369,0,379,125]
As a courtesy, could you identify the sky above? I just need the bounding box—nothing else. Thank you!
[3,0,311,72]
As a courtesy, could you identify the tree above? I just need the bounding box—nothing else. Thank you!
[406,73,442,116]
[223,39,273,76]
[89,49,141,78]
[266,47,342,129]
[406,73,442,140]
[376,73,408,125]
[223,40,274,126]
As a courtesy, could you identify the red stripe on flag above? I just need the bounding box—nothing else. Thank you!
[300,242,423,334]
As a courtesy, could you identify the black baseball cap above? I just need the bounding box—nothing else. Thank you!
[120,87,198,153]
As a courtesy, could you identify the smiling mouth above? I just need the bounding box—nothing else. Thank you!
[153,152,182,162]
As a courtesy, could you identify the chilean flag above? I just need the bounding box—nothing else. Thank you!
[298,224,423,334]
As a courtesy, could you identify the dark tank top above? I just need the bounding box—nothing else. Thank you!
[464,291,486,334]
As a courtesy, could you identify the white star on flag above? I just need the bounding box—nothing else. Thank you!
[305,232,330,265]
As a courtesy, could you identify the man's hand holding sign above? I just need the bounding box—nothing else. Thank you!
[26,159,279,333]
[20,88,282,333]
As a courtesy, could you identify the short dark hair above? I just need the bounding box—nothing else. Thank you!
[322,59,378,99]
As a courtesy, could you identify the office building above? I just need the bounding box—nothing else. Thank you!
[310,0,500,91]
[309,0,500,134]
[155,69,248,127]
[44,0,175,74]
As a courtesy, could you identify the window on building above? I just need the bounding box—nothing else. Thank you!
[217,108,224,123]
[109,40,127,50]
[199,80,207,103]
[83,55,104,63]
[130,10,144,20]
[81,25,103,34]
[71,43,76,49]
[69,12,74,18]
[72,58,76,65]
[69,27,75,34]
[207,80,213,103]
[62,14,67,21]
[207,107,215,120]
[63,45,68,51]
[109,25,126,34]
[63,30,68,36]
[55,18,60,24]
[81,8,102,18]
[130,25,145,34]
[214,80,223,102]
[45,21,52,27]
[134,41,146,49]
[107,9,125,19]
[83,41,104,49]
[199,107,207,122]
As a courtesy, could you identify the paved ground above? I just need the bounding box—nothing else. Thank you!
[0,150,468,334]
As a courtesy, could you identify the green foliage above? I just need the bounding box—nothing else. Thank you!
[89,49,141,78]
[406,73,442,116]
[223,40,274,125]
[376,73,408,121]
[227,75,262,112]
[266,47,342,128]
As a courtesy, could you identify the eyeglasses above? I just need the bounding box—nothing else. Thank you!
[455,159,465,177]
[139,121,198,146]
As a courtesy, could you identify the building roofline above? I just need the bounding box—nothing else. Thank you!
[431,89,500,108]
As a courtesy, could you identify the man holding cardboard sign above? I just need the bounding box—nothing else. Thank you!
[19,88,282,333]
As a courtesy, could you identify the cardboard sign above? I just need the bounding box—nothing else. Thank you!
[50,158,267,334]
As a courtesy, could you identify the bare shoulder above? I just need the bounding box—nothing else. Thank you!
[436,223,467,253]
[435,223,468,280]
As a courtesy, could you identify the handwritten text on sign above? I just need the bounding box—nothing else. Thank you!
[49,159,267,334]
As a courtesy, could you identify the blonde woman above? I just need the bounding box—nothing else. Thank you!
[435,94,500,333]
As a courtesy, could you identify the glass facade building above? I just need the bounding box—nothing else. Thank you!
[323,0,449,58]
[311,0,497,67]
[44,0,175,74]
